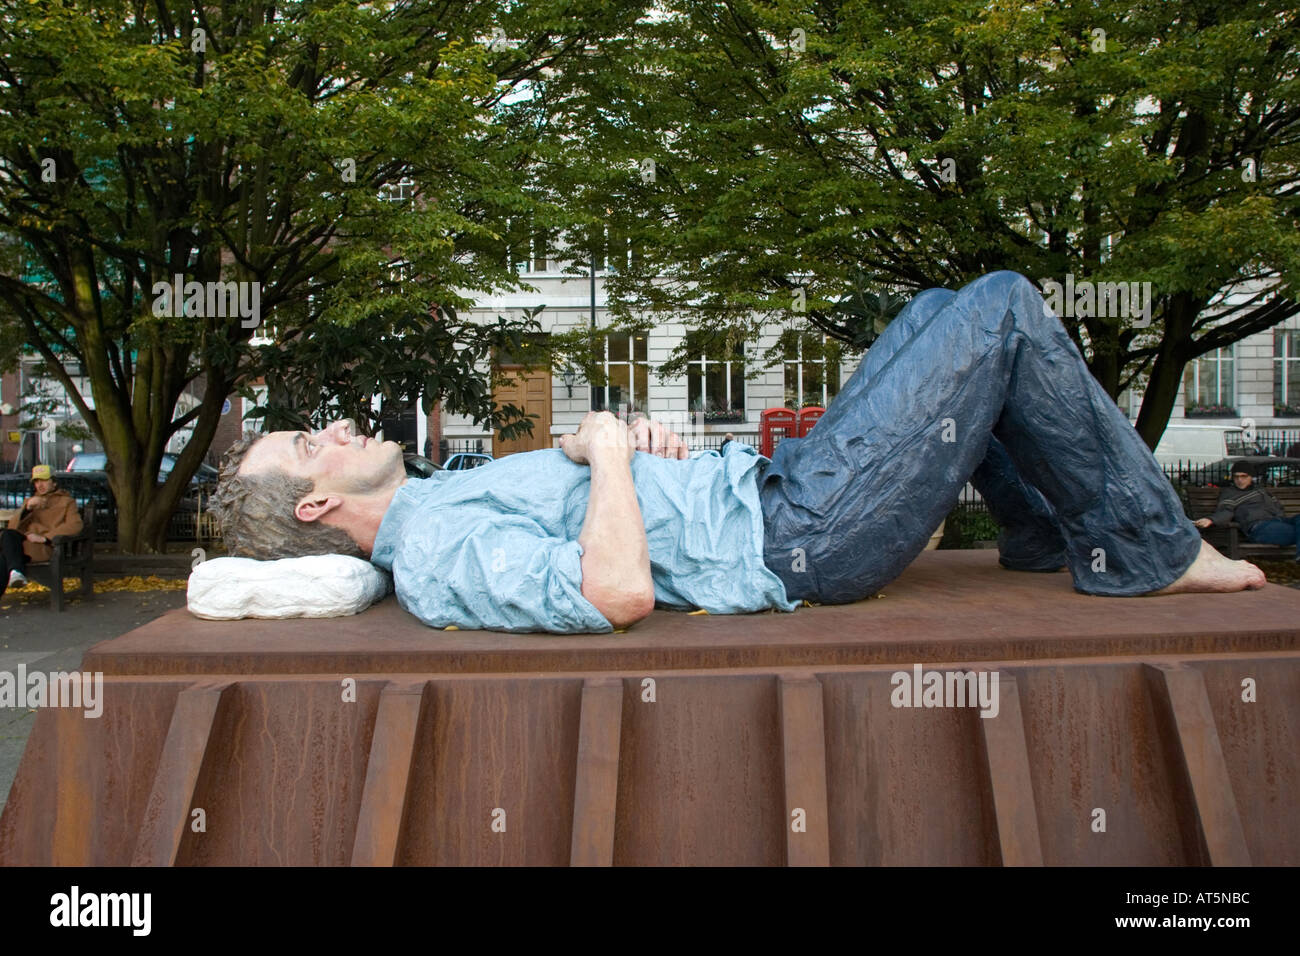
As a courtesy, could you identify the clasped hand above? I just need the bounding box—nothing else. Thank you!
[560,411,689,465]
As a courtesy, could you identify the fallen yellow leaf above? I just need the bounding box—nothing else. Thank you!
[1,574,188,602]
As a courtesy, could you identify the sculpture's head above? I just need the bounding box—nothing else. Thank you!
[211,418,405,559]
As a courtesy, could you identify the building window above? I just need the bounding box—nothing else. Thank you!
[686,329,745,423]
[605,228,635,273]
[386,259,411,292]
[493,332,549,368]
[781,329,841,409]
[507,219,553,274]
[379,177,415,204]
[509,224,550,274]
[591,331,649,414]
[1274,329,1300,415]
[570,224,635,274]
[528,230,552,273]
[1183,346,1236,416]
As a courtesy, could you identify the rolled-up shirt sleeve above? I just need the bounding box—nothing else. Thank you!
[389,506,613,634]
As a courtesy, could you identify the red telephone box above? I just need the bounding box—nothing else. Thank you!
[759,408,798,458]
[797,406,825,437]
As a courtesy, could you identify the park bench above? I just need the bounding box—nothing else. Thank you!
[19,501,96,612]
[1185,485,1300,561]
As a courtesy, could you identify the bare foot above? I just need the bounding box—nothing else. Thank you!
[1150,540,1267,594]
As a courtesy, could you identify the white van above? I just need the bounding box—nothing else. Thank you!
[1152,424,1245,466]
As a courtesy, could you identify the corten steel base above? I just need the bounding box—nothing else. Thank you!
[1,550,1297,866]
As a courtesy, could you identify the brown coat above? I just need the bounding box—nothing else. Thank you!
[6,487,83,563]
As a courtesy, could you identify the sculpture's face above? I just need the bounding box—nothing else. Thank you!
[239,418,405,500]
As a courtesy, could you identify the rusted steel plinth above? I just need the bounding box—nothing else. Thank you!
[2,551,1296,866]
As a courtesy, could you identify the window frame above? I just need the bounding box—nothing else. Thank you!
[685,329,746,423]
[1274,328,1300,412]
[590,330,650,415]
[781,329,842,409]
[1183,345,1236,413]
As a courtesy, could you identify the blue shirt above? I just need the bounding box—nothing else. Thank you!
[369,442,799,633]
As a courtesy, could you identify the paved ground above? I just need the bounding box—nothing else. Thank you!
[0,585,188,817]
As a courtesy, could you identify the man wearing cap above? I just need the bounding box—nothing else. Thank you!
[1195,461,1300,557]
[1,464,84,595]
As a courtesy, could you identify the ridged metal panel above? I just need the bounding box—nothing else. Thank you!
[2,552,1296,866]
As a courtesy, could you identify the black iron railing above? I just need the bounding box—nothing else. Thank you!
[7,452,1292,545]
[0,473,218,543]
[437,438,488,463]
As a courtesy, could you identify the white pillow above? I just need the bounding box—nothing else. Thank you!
[187,554,392,620]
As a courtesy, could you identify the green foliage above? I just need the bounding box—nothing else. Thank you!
[247,307,549,442]
[0,0,642,548]
[938,505,1002,550]
[535,0,1300,442]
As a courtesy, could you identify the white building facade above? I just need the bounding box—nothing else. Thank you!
[435,259,864,458]
[6,269,1297,470]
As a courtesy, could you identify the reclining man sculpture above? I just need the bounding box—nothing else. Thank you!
[212,271,1265,633]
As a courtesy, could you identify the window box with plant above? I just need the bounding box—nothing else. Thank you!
[691,399,745,424]
[1185,403,1238,418]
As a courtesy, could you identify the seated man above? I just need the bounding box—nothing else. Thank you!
[211,271,1264,634]
[1195,461,1300,558]
[1,464,85,598]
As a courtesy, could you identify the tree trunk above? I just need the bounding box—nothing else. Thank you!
[111,471,189,554]
[1134,351,1186,451]
[1134,291,1198,450]
[104,373,230,554]
[1086,341,1121,399]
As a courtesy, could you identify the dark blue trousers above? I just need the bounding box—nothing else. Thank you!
[0,527,27,599]
[758,271,1203,601]
[1246,516,1300,551]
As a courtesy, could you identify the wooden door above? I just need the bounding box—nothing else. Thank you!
[493,367,551,456]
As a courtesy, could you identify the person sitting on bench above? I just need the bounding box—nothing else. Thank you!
[1,464,84,597]
[1195,461,1300,559]
[211,271,1266,634]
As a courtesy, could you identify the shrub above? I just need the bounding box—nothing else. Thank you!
[938,504,1001,549]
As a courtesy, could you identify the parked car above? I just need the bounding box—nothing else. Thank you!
[402,453,444,479]
[1153,425,1247,466]
[66,451,219,486]
[1166,454,1300,489]
[443,452,494,471]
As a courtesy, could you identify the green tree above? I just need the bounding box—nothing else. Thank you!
[0,0,634,551]
[539,0,1300,446]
